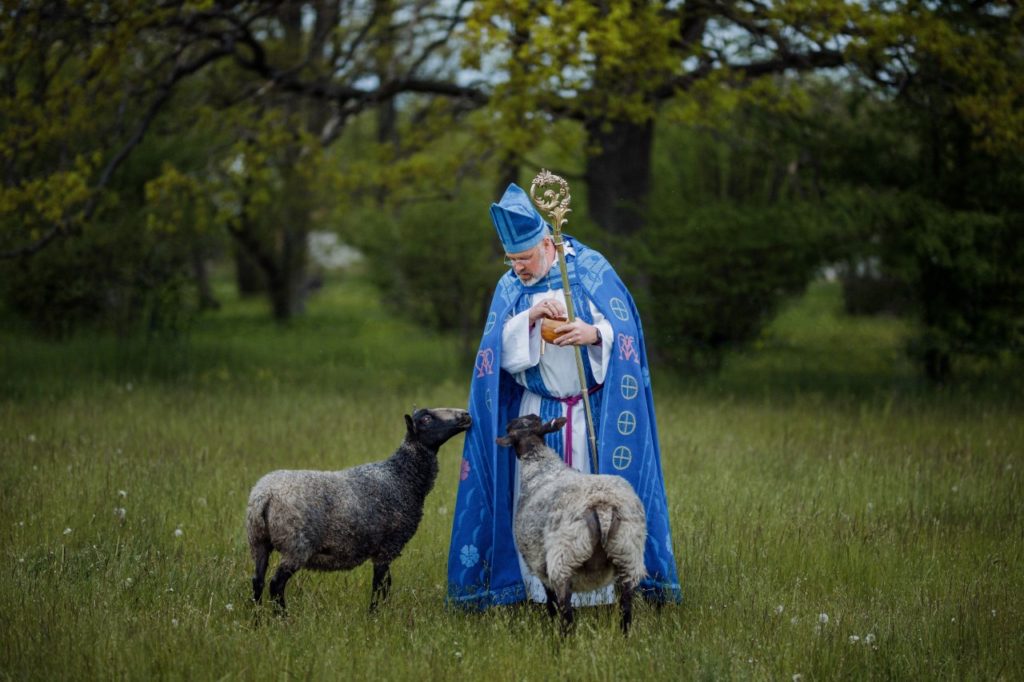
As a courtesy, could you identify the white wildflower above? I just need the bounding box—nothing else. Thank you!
[124,578,134,587]
[114,507,127,522]
[63,527,72,535]
[864,633,876,645]
[437,505,448,515]
[818,613,829,624]
[118,490,128,498]
[849,635,860,644]
[174,527,183,538]
[775,604,784,615]
[28,434,37,443]
[172,618,179,627]
[225,603,234,612]
[793,675,803,682]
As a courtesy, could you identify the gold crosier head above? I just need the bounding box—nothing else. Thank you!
[529,169,572,240]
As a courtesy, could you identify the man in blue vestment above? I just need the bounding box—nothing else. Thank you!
[447,182,681,608]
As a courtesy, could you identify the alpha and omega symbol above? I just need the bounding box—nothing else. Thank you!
[611,446,633,470]
[610,298,630,321]
[620,374,639,400]
[616,411,637,436]
[475,348,495,377]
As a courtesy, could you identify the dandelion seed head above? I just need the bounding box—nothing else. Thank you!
[114,507,127,521]
[174,528,183,538]
[225,603,234,612]
[818,613,829,624]
[864,633,876,644]
[775,605,784,615]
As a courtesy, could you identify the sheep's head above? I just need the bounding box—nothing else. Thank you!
[496,414,566,458]
[405,408,472,450]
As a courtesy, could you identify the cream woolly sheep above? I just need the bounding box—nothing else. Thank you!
[496,414,647,635]
[247,407,471,611]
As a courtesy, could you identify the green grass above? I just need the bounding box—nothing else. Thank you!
[1,278,1021,680]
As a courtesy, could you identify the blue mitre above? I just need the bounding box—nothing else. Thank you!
[489,183,547,253]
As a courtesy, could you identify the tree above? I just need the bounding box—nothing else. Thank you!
[1,1,484,324]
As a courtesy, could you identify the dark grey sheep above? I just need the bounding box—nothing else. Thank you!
[497,414,647,635]
[247,407,471,610]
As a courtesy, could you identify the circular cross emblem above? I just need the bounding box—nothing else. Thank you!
[485,389,492,412]
[610,297,630,321]
[620,374,639,400]
[612,446,633,470]
[617,411,637,436]
[484,311,497,335]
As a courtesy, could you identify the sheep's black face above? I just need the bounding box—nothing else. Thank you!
[405,408,472,450]
[496,414,566,457]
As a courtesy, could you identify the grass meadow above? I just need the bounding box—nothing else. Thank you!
[1,276,1021,681]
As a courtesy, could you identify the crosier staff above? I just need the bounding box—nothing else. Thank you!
[529,169,599,474]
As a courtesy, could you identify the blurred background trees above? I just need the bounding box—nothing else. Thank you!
[1,0,1021,380]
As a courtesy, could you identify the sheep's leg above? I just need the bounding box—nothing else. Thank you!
[370,562,392,611]
[554,583,574,636]
[268,561,299,610]
[618,578,636,635]
[543,585,558,620]
[251,542,271,603]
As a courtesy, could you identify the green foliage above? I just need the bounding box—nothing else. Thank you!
[827,189,1024,379]
[0,211,197,338]
[635,103,846,373]
[342,184,503,357]
[639,201,834,372]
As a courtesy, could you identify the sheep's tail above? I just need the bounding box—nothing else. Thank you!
[594,506,619,548]
[246,487,273,551]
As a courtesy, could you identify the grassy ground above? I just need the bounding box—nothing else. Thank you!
[1,278,1021,680]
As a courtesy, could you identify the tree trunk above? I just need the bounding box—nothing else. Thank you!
[583,117,654,295]
[233,242,265,297]
[583,117,654,237]
[190,246,220,310]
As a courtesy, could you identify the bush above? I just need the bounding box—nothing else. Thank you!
[0,213,197,338]
[343,185,504,359]
[636,202,836,372]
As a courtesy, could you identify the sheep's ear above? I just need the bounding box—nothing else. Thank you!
[542,417,567,434]
[495,436,512,448]
[405,414,416,435]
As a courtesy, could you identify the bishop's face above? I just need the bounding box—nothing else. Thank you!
[505,237,553,286]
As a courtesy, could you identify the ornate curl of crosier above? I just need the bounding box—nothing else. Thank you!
[529,169,572,233]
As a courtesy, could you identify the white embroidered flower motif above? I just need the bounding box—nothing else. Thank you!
[460,544,480,568]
